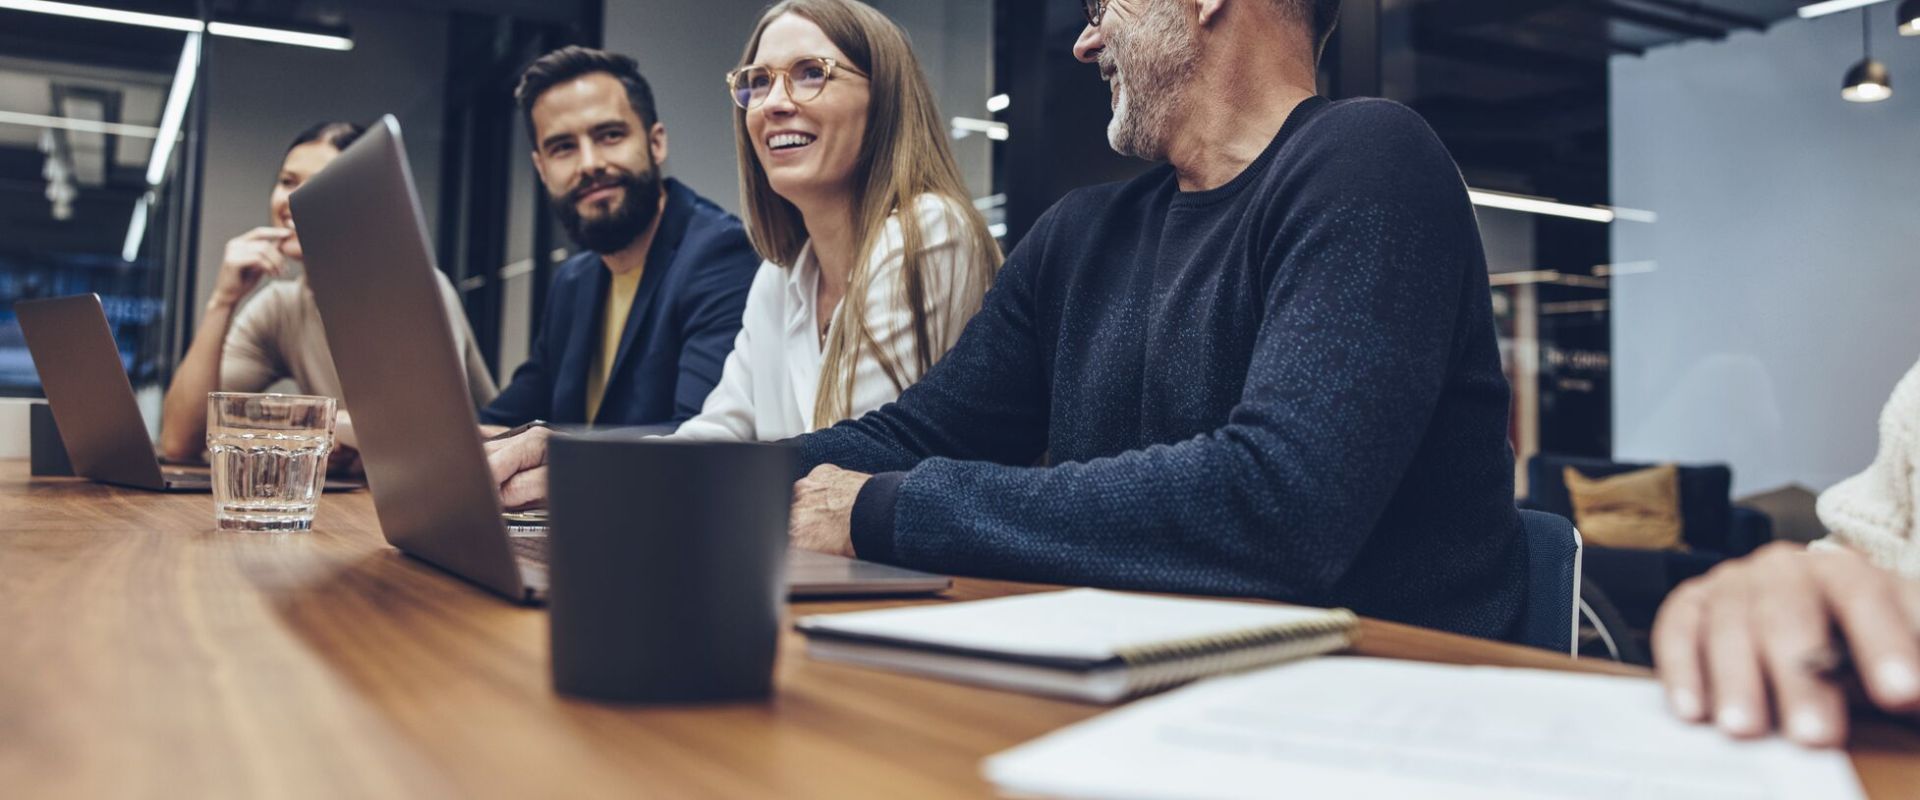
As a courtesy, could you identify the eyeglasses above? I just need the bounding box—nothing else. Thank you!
[1082,0,1106,26]
[725,56,867,110]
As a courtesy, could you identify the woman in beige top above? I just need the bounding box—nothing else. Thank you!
[158,122,495,463]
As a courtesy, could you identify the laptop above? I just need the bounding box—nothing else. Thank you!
[15,294,360,493]
[290,114,950,604]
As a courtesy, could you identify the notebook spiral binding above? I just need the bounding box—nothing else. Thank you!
[1113,608,1360,698]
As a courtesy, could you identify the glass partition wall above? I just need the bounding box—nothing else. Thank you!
[0,8,201,397]
[0,0,600,417]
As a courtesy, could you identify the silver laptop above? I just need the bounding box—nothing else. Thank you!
[290,115,950,604]
[15,294,360,493]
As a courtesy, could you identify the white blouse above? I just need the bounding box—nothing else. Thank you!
[671,194,988,442]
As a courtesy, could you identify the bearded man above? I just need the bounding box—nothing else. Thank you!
[480,46,758,428]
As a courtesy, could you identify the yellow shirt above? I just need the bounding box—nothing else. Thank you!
[586,266,645,423]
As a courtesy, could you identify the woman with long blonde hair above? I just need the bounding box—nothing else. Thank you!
[670,0,1000,441]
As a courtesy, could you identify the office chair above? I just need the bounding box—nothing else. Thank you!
[1578,580,1649,664]
[1518,509,1583,656]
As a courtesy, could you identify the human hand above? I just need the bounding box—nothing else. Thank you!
[1653,542,1920,747]
[788,464,870,558]
[327,409,362,477]
[211,227,293,309]
[326,443,363,478]
[483,425,551,510]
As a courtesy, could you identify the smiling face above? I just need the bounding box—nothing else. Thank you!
[269,141,342,260]
[529,71,667,253]
[744,13,871,209]
[1075,0,1199,161]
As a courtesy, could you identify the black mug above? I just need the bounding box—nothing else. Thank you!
[546,434,797,703]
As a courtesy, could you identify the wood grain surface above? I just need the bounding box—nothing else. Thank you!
[1,462,1913,798]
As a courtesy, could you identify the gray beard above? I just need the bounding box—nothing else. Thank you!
[1101,6,1199,161]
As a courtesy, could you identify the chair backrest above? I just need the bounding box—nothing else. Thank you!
[1517,509,1583,655]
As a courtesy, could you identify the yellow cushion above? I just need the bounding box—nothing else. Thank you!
[1563,464,1689,552]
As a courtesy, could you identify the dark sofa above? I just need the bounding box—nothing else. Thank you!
[1520,454,1772,630]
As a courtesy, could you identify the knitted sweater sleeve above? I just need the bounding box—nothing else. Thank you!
[822,102,1483,600]
[1814,360,1920,579]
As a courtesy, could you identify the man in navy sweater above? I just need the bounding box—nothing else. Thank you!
[489,1,1523,640]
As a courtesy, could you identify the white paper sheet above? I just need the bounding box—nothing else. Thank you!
[984,657,1866,800]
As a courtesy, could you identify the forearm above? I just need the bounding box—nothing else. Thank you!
[852,196,1465,597]
[864,427,1395,601]
[796,412,939,474]
[159,302,236,461]
[795,290,1049,473]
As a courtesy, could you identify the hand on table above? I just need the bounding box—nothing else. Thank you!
[789,464,870,558]
[326,445,363,478]
[484,425,551,510]
[1653,542,1920,747]
[328,410,363,478]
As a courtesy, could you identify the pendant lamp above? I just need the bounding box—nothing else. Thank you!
[1844,9,1893,102]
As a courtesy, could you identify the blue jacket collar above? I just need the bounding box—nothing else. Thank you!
[557,178,700,421]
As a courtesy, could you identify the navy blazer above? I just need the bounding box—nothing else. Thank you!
[481,179,758,427]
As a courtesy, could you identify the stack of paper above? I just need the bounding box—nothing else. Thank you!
[985,657,1865,799]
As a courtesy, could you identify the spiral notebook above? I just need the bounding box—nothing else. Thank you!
[794,588,1358,703]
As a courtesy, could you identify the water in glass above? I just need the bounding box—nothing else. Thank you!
[207,393,335,531]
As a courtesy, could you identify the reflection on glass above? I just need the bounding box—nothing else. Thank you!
[0,13,191,397]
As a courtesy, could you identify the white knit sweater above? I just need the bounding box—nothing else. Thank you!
[1815,359,1920,579]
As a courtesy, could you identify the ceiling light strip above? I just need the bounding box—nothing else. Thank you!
[206,21,352,51]
[1487,270,1563,287]
[121,194,149,263]
[0,109,163,138]
[951,116,1010,141]
[1799,0,1896,19]
[0,0,199,31]
[1468,189,1621,224]
[0,0,352,50]
[125,31,198,259]
[144,31,199,187]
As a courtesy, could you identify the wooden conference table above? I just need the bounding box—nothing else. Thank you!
[2,461,1916,798]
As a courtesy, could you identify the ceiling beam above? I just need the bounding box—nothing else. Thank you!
[1416,0,1584,32]
[1590,0,1732,39]
[1619,0,1768,30]
[374,0,585,25]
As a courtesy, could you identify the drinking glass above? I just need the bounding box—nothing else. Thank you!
[206,392,335,531]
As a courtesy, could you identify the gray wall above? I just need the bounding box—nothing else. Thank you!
[1477,207,1536,273]
[497,118,542,379]
[1610,9,1920,496]
[195,1,448,314]
[602,0,994,215]
[867,0,994,196]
